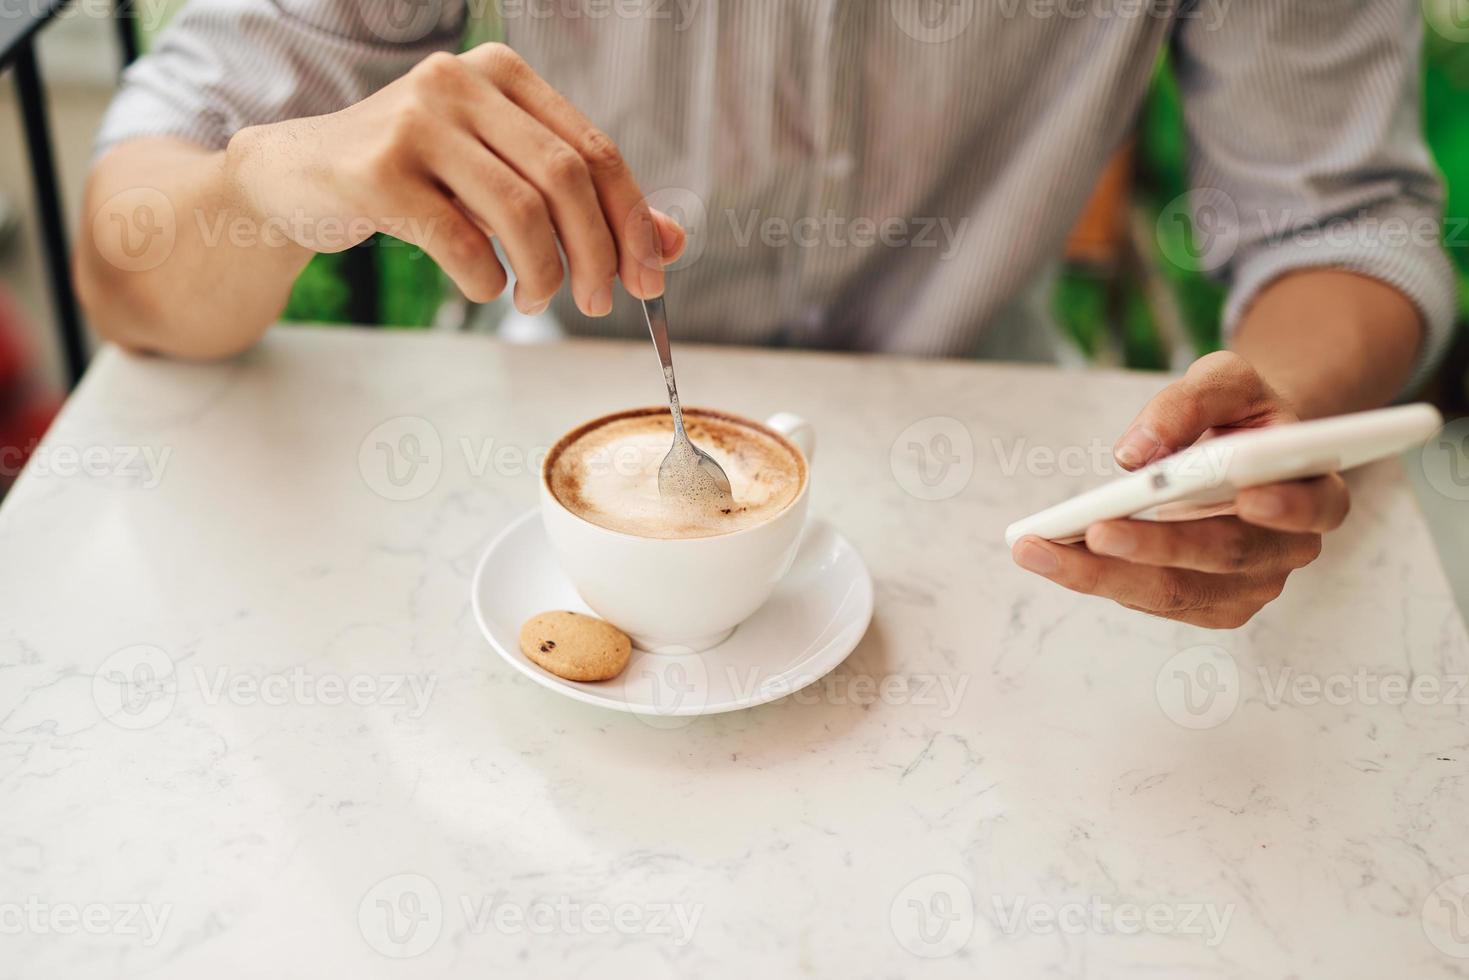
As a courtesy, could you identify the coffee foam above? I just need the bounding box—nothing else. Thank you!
[548,410,804,539]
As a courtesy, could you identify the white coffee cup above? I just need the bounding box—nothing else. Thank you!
[540,409,815,652]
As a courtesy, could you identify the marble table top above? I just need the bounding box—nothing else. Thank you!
[2,326,1467,979]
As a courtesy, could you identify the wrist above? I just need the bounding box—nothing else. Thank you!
[1229,269,1422,418]
[222,125,273,224]
[222,125,315,269]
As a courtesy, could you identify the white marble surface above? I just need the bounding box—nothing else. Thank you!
[2,326,1468,979]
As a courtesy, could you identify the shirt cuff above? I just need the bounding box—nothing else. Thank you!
[1222,224,1460,399]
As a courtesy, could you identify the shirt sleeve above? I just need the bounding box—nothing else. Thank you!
[1172,2,1458,394]
[95,0,466,157]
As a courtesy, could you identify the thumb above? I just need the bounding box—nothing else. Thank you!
[1114,351,1286,469]
[649,208,687,265]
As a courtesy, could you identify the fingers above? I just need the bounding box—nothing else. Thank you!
[463,83,618,317]
[1237,474,1350,534]
[424,131,564,314]
[466,43,666,300]
[1114,351,1289,469]
[1011,535,1283,629]
[395,183,506,304]
[1085,517,1322,574]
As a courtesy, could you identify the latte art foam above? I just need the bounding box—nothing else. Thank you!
[548,410,804,539]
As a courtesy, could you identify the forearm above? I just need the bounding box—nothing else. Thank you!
[77,137,311,359]
[1229,269,1424,420]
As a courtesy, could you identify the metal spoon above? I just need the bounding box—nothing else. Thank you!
[641,295,734,507]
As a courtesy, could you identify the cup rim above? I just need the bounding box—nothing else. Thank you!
[540,405,810,544]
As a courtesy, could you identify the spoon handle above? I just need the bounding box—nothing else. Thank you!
[641,296,688,440]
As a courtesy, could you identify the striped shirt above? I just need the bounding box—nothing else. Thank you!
[97,0,1457,383]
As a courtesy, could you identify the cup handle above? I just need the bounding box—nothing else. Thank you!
[765,412,815,461]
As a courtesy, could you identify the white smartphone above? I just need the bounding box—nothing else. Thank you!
[1004,403,1444,547]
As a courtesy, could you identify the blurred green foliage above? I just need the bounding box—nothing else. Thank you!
[1426,26,1469,320]
[1065,28,1469,367]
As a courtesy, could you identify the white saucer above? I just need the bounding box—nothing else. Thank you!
[471,510,874,716]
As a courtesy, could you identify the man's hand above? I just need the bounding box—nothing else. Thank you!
[226,43,683,317]
[1010,351,1350,628]
[80,42,687,359]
